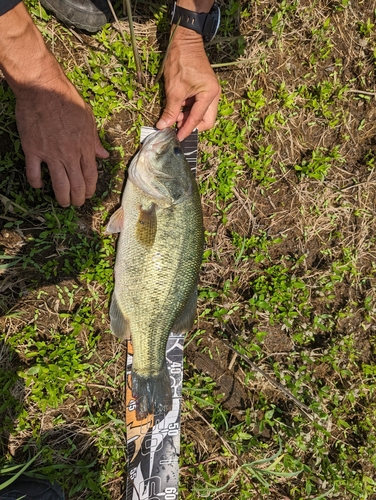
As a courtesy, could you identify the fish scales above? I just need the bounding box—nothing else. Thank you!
[118,181,202,374]
[107,128,203,419]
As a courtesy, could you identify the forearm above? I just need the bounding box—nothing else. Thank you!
[0,2,64,96]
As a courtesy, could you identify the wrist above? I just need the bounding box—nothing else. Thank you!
[171,24,206,45]
[170,1,220,43]
[176,0,214,13]
[0,2,64,95]
[166,26,209,73]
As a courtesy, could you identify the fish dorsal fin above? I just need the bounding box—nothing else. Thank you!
[136,203,157,248]
[109,293,131,339]
[171,287,198,334]
[106,206,124,234]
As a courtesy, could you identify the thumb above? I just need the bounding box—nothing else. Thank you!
[156,97,183,130]
[25,154,44,189]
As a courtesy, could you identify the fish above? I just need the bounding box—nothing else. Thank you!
[106,128,204,420]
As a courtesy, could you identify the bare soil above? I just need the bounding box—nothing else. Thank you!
[1,0,376,498]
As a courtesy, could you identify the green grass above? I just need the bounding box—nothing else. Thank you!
[1,0,376,498]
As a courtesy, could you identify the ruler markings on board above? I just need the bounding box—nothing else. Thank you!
[125,127,198,500]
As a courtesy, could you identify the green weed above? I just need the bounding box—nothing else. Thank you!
[248,264,311,327]
[294,146,345,180]
[1,0,376,498]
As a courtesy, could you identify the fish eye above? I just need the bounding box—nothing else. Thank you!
[174,147,183,156]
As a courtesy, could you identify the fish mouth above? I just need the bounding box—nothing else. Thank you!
[139,128,178,179]
[142,128,176,154]
[127,128,178,205]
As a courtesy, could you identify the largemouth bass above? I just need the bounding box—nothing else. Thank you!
[106,128,204,420]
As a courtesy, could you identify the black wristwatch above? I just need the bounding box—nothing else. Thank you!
[170,2,220,43]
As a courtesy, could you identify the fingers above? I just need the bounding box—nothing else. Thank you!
[176,90,221,141]
[46,161,72,208]
[176,102,211,141]
[94,129,110,160]
[25,153,74,207]
[199,96,221,131]
[25,154,44,189]
[49,160,88,207]
[24,121,109,207]
[158,60,221,140]
[17,83,108,208]
[81,153,98,200]
[25,150,103,207]
[157,92,219,141]
[96,143,110,159]
[156,94,185,130]
[80,129,105,200]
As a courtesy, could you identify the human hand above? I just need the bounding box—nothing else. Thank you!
[15,77,109,207]
[0,1,109,207]
[156,28,221,141]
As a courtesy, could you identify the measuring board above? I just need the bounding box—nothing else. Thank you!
[125,127,199,500]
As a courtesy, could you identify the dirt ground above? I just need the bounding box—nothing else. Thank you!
[2,0,376,498]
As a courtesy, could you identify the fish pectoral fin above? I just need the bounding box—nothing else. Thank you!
[109,294,131,339]
[105,206,124,234]
[136,203,157,247]
[171,288,198,334]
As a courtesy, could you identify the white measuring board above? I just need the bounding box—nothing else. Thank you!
[125,127,199,500]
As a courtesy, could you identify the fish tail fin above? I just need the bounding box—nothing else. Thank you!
[132,363,172,420]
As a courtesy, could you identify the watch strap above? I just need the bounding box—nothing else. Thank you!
[170,2,220,42]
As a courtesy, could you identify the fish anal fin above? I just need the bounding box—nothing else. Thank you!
[136,203,157,248]
[109,294,131,339]
[106,206,124,234]
[172,287,198,334]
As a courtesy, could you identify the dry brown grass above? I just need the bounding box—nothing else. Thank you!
[1,0,376,498]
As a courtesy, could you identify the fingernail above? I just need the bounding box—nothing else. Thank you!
[156,118,167,129]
